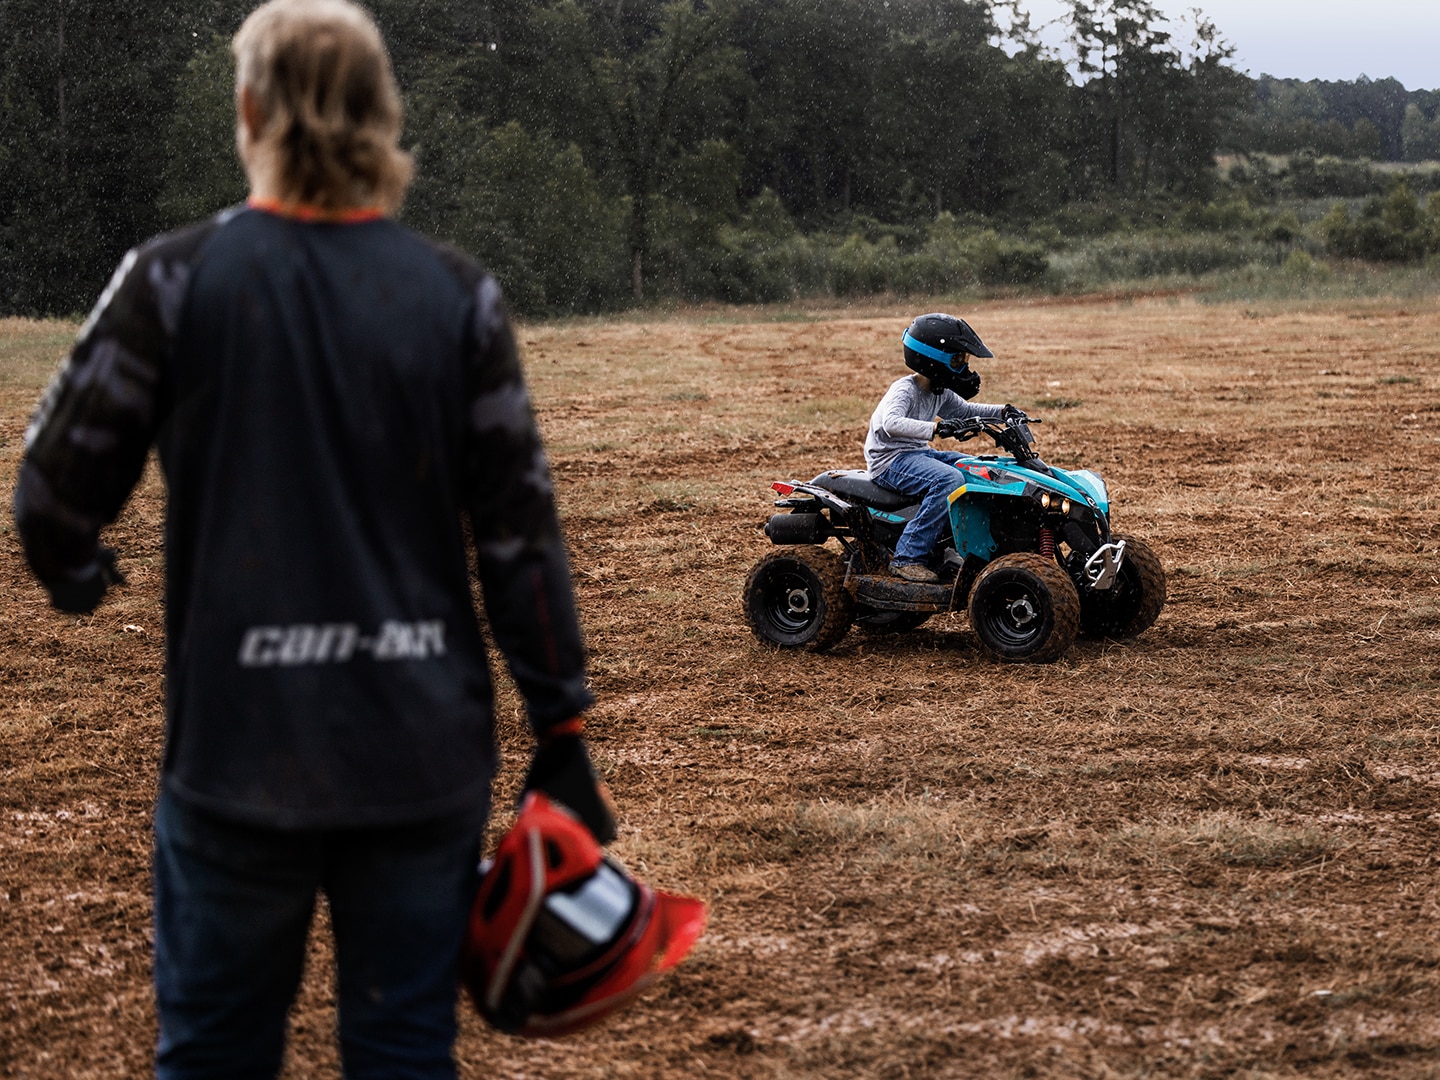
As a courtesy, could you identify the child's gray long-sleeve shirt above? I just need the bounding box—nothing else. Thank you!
[863,374,1004,477]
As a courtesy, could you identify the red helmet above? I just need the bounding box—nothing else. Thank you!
[462,792,707,1037]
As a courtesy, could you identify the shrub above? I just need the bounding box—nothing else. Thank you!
[1281,249,1322,278]
[1256,211,1303,244]
[1050,203,1128,237]
[711,191,826,302]
[1284,152,1387,199]
[831,233,902,296]
[923,216,1050,287]
[979,235,1051,285]
[1182,197,1261,232]
[1320,183,1440,262]
[1082,232,1268,279]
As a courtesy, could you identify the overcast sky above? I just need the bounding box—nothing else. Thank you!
[1016,0,1440,91]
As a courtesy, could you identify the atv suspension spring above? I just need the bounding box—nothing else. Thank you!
[1038,526,1056,561]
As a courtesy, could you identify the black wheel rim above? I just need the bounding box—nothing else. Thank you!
[976,576,1050,649]
[757,564,821,636]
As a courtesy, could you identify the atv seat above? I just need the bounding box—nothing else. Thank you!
[810,470,914,512]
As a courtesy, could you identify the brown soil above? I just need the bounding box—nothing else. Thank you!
[3,295,1440,1078]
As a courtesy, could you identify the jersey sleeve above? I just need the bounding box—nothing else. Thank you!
[937,391,1005,422]
[13,237,190,609]
[873,380,940,442]
[459,276,594,735]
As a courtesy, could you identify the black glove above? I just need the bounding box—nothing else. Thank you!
[951,364,981,400]
[521,731,617,844]
[935,417,977,440]
[1001,403,1026,423]
[46,547,125,615]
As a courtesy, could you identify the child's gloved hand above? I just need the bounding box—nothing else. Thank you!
[935,417,979,440]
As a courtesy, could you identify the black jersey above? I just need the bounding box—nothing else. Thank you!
[15,205,592,827]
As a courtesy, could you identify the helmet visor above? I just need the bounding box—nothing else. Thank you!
[902,331,983,370]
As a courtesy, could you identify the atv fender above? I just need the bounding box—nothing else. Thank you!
[945,485,1010,561]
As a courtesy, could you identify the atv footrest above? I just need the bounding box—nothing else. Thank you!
[853,575,952,613]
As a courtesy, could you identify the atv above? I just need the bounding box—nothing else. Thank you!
[742,410,1165,662]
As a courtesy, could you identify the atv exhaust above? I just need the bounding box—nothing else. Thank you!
[1084,540,1127,591]
[764,513,824,544]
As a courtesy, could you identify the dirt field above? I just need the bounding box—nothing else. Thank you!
[3,293,1439,1078]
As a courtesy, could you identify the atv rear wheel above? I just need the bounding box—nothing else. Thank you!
[743,546,854,651]
[855,607,931,635]
[1076,532,1166,639]
[967,553,1080,663]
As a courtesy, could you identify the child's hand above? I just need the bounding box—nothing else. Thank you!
[935,417,980,440]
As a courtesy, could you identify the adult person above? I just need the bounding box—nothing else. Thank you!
[12,1,613,1075]
[863,312,1012,583]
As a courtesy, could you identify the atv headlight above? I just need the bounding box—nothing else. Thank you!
[1040,492,1052,509]
[1060,497,1071,515]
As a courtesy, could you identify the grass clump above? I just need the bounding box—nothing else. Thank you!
[1113,811,1340,869]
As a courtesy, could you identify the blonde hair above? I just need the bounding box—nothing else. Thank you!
[232,0,412,212]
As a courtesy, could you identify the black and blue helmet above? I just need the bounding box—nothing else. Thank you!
[902,313,993,394]
[901,313,992,398]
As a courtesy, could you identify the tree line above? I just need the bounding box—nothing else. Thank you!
[1243,75,1440,162]
[0,0,1430,319]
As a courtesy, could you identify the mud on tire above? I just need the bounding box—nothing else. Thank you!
[1075,532,1166,639]
[967,552,1080,663]
[743,546,854,651]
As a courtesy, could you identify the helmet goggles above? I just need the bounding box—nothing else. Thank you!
[902,330,973,373]
[463,793,707,1037]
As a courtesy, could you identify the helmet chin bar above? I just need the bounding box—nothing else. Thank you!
[932,366,965,392]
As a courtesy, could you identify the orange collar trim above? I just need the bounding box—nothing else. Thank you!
[247,197,386,223]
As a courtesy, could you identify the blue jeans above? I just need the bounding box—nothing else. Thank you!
[874,449,967,564]
[153,789,487,1080]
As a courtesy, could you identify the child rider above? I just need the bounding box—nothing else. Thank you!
[864,312,1014,583]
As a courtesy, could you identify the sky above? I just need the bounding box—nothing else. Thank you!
[1015,0,1440,91]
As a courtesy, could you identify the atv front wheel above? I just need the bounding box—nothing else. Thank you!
[967,553,1080,663]
[1076,532,1166,639]
[743,546,854,651]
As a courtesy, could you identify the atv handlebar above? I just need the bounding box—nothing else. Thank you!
[937,410,1040,441]
[934,409,1046,466]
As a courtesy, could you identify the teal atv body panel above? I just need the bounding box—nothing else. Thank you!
[943,455,1112,561]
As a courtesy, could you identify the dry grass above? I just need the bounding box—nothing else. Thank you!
[4,293,1440,1077]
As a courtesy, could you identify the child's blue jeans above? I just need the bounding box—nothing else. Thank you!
[874,449,967,564]
[152,788,486,1080]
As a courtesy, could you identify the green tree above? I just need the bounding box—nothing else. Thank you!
[0,2,203,313]
[1068,0,1177,191]
[732,0,886,219]
[1066,1,1243,196]
[867,0,1004,217]
[158,37,247,227]
[532,0,747,299]
[403,107,627,315]
[1401,103,1440,162]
